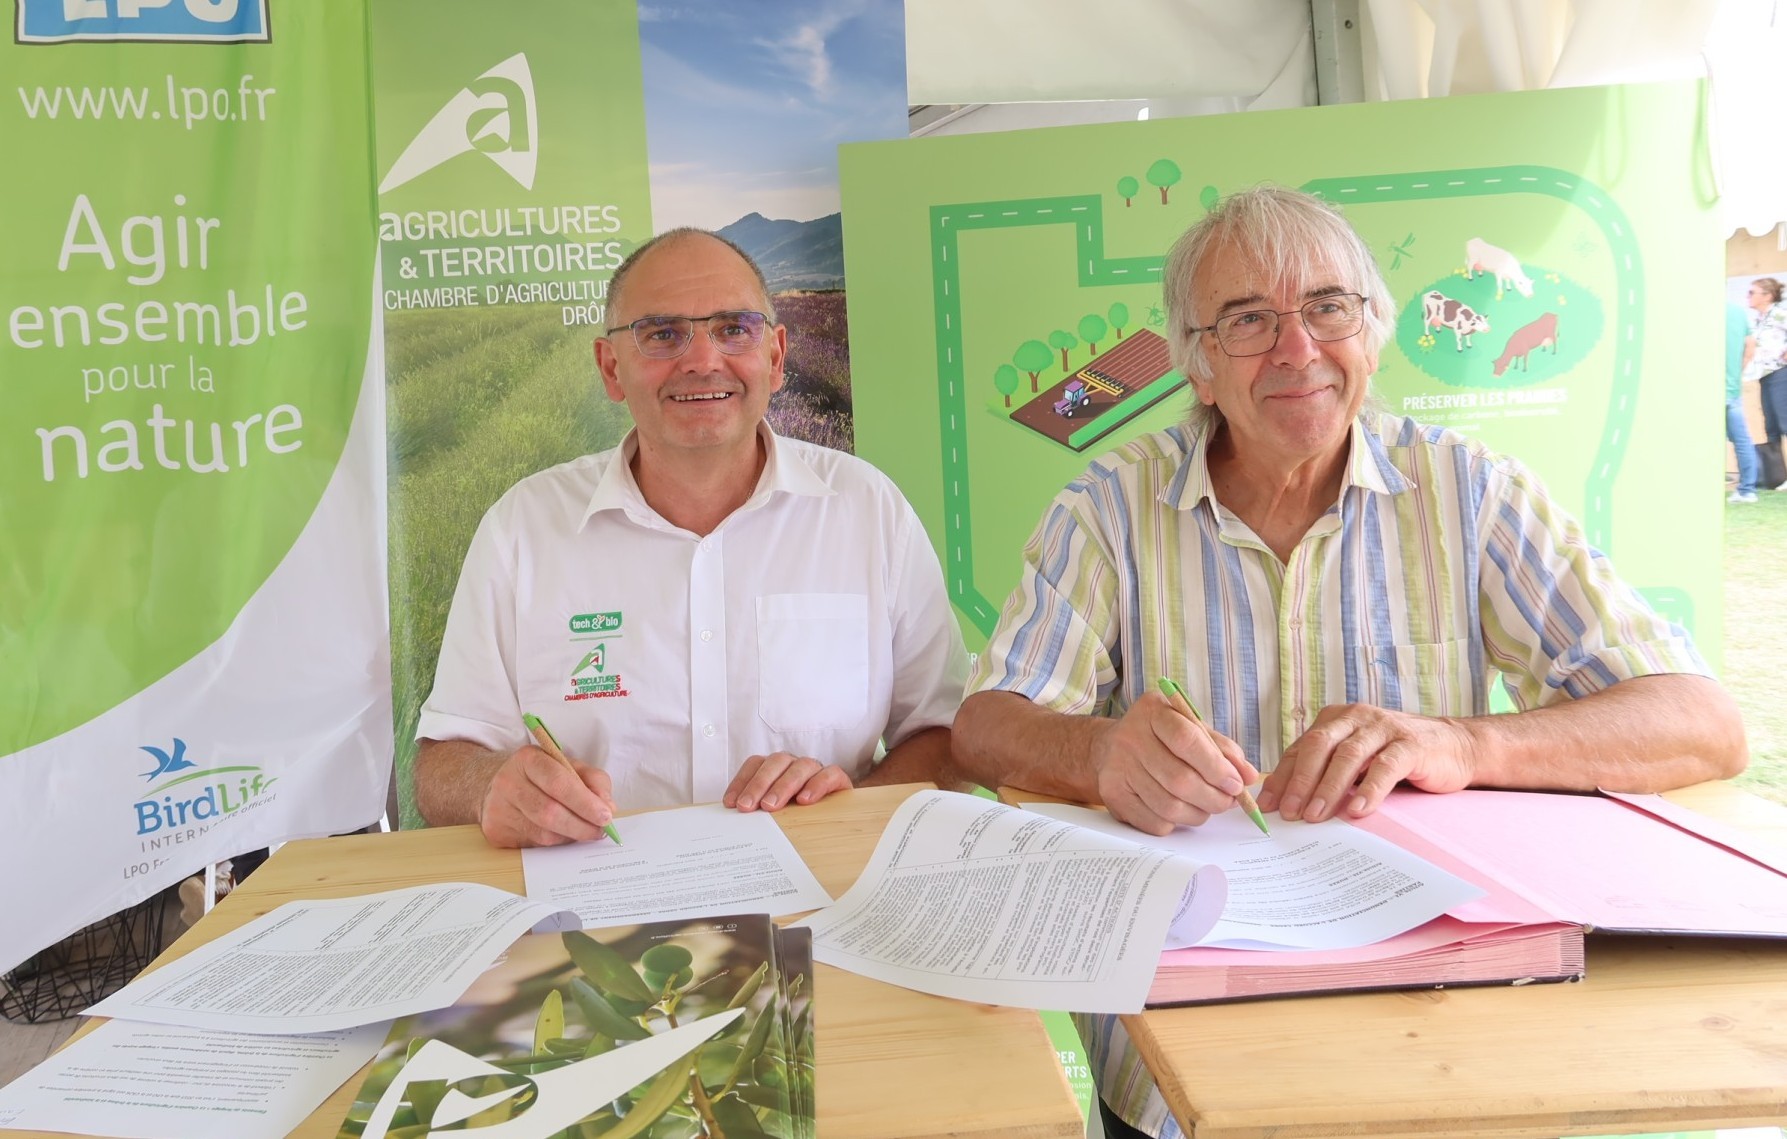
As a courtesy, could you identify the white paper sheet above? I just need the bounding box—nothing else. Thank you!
[86,883,576,1034]
[0,1019,385,1139]
[521,805,832,927]
[1029,803,1484,949]
[797,790,1227,1014]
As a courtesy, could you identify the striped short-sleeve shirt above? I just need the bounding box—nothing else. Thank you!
[968,410,1708,1137]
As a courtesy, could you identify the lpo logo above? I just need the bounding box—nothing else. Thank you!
[16,0,272,44]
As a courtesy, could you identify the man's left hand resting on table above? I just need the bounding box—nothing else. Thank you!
[723,752,855,812]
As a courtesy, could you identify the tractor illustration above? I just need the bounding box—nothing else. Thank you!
[1053,379,1091,417]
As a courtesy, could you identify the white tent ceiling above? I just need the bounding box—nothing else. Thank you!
[905,0,1787,237]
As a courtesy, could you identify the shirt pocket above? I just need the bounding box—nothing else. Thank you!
[1353,638,1478,718]
[756,593,870,732]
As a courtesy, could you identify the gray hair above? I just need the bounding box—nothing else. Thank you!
[606,227,778,327]
[1162,185,1395,387]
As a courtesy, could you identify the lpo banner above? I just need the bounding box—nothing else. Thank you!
[0,0,388,972]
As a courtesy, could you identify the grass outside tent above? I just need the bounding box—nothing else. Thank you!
[1723,492,1787,806]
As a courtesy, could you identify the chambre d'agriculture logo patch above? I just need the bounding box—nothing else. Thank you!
[566,610,628,700]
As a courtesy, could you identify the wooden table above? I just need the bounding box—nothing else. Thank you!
[5,784,1081,1139]
[1026,782,1787,1139]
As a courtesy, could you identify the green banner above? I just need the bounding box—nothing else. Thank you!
[5,7,374,749]
[841,81,1723,669]
[376,1,910,828]
[372,0,655,826]
[1,1,385,974]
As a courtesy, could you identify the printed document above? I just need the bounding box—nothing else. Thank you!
[87,883,576,1034]
[1029,803,1484,949]
[0,1019,385,1139]
[522,804,831,927]
[800,791,1228,1013]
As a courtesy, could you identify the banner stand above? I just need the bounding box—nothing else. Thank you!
[0,889,174,1024]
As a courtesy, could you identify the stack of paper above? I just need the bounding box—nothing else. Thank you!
[0,805,830,1139]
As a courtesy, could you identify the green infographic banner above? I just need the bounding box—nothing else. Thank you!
[842,81,1723,670]
[1,1,386,973]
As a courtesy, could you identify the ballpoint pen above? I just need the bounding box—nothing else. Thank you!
[1157,677,1270,835]
[522,711,624,844]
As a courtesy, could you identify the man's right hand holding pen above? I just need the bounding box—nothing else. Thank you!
[473,713,620,849]
[1086,681,1264,836]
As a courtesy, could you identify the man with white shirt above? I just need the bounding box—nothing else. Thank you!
[414,229,967,848]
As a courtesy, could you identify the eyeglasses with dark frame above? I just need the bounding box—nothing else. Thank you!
[604,310,771,359]
[1187,292,1370,358]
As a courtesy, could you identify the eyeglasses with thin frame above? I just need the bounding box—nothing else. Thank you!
[604,310,770,359]
[1188,292,1370,358]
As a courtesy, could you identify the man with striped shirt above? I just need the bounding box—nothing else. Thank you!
[952,186,1746,1139]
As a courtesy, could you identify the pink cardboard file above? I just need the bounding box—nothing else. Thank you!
[1370,789,1787,938]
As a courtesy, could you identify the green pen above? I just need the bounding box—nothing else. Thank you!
[1156,677,1271,835]
[523,711,623,844]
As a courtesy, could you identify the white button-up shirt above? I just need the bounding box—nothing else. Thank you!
[418,426,968,809]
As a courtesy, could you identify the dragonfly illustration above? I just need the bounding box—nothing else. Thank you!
[1388,233,1416,269]
[140,738,197,781]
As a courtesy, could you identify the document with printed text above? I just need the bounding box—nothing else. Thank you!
[798,791,1228,1013]
[522,804,831,927]
[1028,802,1484,949]
[87,883,576,1034]
[0,1019,386,1139]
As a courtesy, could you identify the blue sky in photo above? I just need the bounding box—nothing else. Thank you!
[638,0,907,230]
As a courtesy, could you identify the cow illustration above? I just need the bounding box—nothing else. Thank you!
[1464,238,1535,299]
[1422,290,1490,351]
[1491,313,1560,377]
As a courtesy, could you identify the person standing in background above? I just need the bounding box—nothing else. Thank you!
[1744,277,1787,489]
[1728,299,1760,502]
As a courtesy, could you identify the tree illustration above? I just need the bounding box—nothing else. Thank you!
[1117,175,1139,207]
[993,364,1020,408]
[1078,314,1109,356]
[1199,184,1220,211]
[1014,339,1052,392]
[1147,158,1182,204]
[1048,329,1079,371]
[1108,302,1130,340]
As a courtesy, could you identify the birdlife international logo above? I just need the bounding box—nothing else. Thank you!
[132,736,278,838]
[379,52,538,194]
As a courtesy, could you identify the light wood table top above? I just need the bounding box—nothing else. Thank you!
[7,784,1081,1139]
[1018,781,1787,1139]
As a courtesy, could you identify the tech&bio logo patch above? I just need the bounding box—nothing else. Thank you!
[565,611,628,700]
